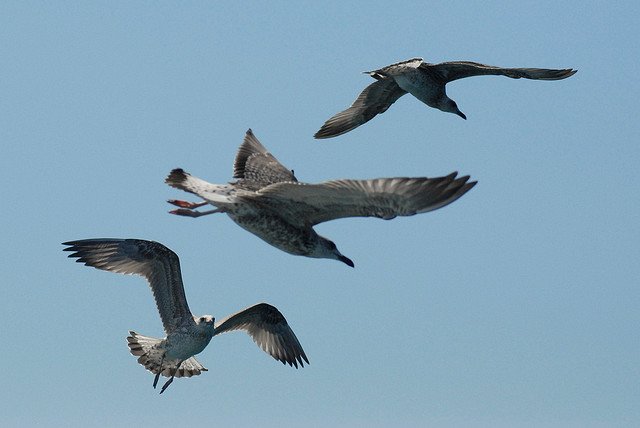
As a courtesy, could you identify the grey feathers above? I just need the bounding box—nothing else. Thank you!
[63,238,192,335]
[214,303,309,368]
[62,53,576,393]
[315,57,577,138]
[165,130,476,265]
[233,129,298,186]
[63,238,308,392]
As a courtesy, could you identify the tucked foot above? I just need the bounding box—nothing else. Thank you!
[159,376,174,394]
[159,361,182,394]
[167,199,208,209]
[153,370,161,389]
[169,208,221,217]
[153,354,165,389]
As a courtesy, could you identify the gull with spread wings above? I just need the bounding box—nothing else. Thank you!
[63,238,308,394]
[314,58,577,138]
[166,129,476,267]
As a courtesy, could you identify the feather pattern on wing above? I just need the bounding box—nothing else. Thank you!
[314,57,576,138]
[233,129,297,186]
[426,61,578,83]
[314,78,407,139]
[252,173,476,226]
[213,303,309,368]
[63,239,193,335]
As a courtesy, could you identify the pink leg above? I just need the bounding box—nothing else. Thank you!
[169,208,221,217]
[168,199,208,209]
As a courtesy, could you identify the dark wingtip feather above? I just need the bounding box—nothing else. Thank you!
[299,353,310,367]
[313,121,341,139]
[313,121,355,139]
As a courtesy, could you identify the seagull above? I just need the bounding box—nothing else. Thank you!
[165,129,476,267]
[314,57,577,138]
[63,238,308,394]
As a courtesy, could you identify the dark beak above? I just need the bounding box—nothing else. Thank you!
[339,255,355,268]
[457,110,467,120]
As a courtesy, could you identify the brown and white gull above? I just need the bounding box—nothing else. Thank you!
[63,238,308,394]
[314,57,577,138]
[165,129,476,267]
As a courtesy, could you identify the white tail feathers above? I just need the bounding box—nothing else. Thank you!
[165,168,236,206]
[126,331,207,378]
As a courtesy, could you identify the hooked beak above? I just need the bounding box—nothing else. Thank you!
[339,255,355,268]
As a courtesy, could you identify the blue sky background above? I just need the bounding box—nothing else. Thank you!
[1,2,638,427]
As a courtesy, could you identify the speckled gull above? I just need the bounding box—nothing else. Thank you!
[63,238,308,394]
[314,58,577,138]
[165,129,477,267]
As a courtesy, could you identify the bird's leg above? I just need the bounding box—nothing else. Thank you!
[169,208,222,217]
[159,361,183,394]
[153,353,165,389]
[167,199,208,209]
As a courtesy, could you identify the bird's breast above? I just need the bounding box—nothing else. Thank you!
[394,71,441,107]
[165,330,213,360]
[228,210,318,256]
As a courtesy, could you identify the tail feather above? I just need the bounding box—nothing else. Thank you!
[364,57,423,79]
[126,331,207,378]
[165,168,235,206]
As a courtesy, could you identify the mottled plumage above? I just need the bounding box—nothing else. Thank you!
[63,238,308,393]
[314,58,577,138]
[166,129,477,267]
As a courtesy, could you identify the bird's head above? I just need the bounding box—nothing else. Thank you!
[441,98,467,120]
[196,315,216,333]
[314,236,355,268]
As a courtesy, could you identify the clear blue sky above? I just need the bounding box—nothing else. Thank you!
[1,2,638,427]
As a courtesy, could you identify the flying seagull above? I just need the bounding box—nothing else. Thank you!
[165,129,476,267]
[314,57,577,138]
[63,238,308,394]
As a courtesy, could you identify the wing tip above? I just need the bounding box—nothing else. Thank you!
[314,126,345,139]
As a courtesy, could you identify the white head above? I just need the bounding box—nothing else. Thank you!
[196,315,216,334]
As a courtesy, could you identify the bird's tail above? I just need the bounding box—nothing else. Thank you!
[165,168,235,206]
[126,331,208,378]
[364,57,422,79]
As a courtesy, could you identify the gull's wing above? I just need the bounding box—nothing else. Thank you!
[63,239,194,335]
[314,78,407,139]
[213,303,309,368]
[254,173,476,226]
[426,61,577,83]
[233,129,297,186]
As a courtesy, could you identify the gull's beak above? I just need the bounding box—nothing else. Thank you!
[339,255,355,268]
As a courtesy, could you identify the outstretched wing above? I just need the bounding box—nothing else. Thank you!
[428,61,577,83]
[63,238,194,335]
[213,303,309,368]
[254,173,476,226]
[314,78,407,139]
[233,129,297,186]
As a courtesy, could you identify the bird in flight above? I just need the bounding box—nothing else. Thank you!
[314,57,577,138]
[63,238,308,394]
[166,129,476,267]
